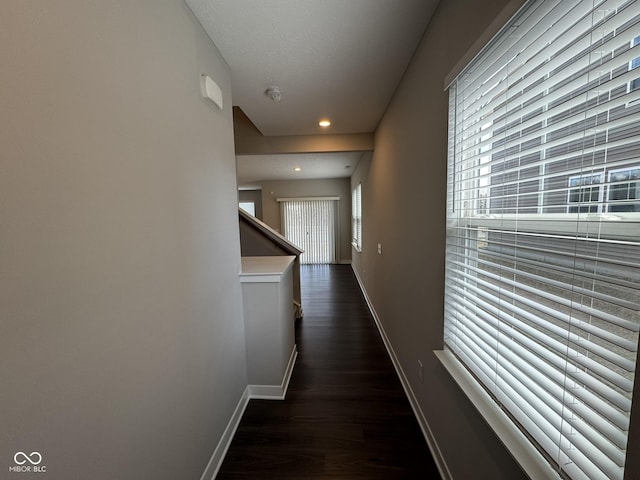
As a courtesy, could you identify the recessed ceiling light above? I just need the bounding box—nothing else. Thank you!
[318,119,331,127]
[293,166,302,172]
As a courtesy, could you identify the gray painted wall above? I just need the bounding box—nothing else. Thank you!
[260,178,352,263]
[0,1,247,479]
[238,189,263,219]
[352,0,532,478]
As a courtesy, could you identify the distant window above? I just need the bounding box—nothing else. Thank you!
[630,36,640,93]
[567,172,603,213]
[239,202,255,216]
[351,184,362,251]
[608,166,640,212]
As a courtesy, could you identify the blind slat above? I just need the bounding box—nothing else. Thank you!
[444,291,633,411]
[444,302,630,436]
[451,263,638,354]
[459,0,635,118]
[447,319,626,469]
[451,255,640,330]
[446,323,622,480]
[449,281,635,390]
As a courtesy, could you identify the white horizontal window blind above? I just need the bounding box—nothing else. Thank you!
[444,1,640,479]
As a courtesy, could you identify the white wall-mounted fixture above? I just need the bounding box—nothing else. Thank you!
[318,119,331,127]
[265,86,283,102]
[201,74,223,109]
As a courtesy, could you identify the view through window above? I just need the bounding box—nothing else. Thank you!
[444,1,640,479]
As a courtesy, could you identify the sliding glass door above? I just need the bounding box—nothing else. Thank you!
[281,199,336,264]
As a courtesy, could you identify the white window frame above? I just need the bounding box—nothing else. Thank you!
[352,183,362,252]
[628,35,640,95]
[607,165,640,212]
[566,172,604,213]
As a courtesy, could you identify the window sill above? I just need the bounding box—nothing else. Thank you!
[434,349,561,480]
[463,212,640,241]
[351,242,362,253]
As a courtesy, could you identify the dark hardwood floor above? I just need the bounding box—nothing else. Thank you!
[216,264,441,479]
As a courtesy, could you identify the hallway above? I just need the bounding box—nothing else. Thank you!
[217,264,441,479]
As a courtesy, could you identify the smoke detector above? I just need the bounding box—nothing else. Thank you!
[265,86,283,102]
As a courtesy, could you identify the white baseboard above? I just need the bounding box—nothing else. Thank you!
[351,266,452,480]
[249,345,298,400]
[200,344,298,479]
[199,385,250,480]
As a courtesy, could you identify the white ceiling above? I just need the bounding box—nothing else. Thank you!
[237,151,366,186]
[186,0,439,184]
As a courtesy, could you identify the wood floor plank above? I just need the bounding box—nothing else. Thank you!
[216,264,440,479]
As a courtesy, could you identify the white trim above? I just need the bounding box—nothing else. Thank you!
[276,196,340,202]
[199,346,298,479]
[467,212,640,241]
[249,345,298,400]
[351,266,452,480]
[239,256,296,283]
[434,350,562,480]
[199,386,251,480]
